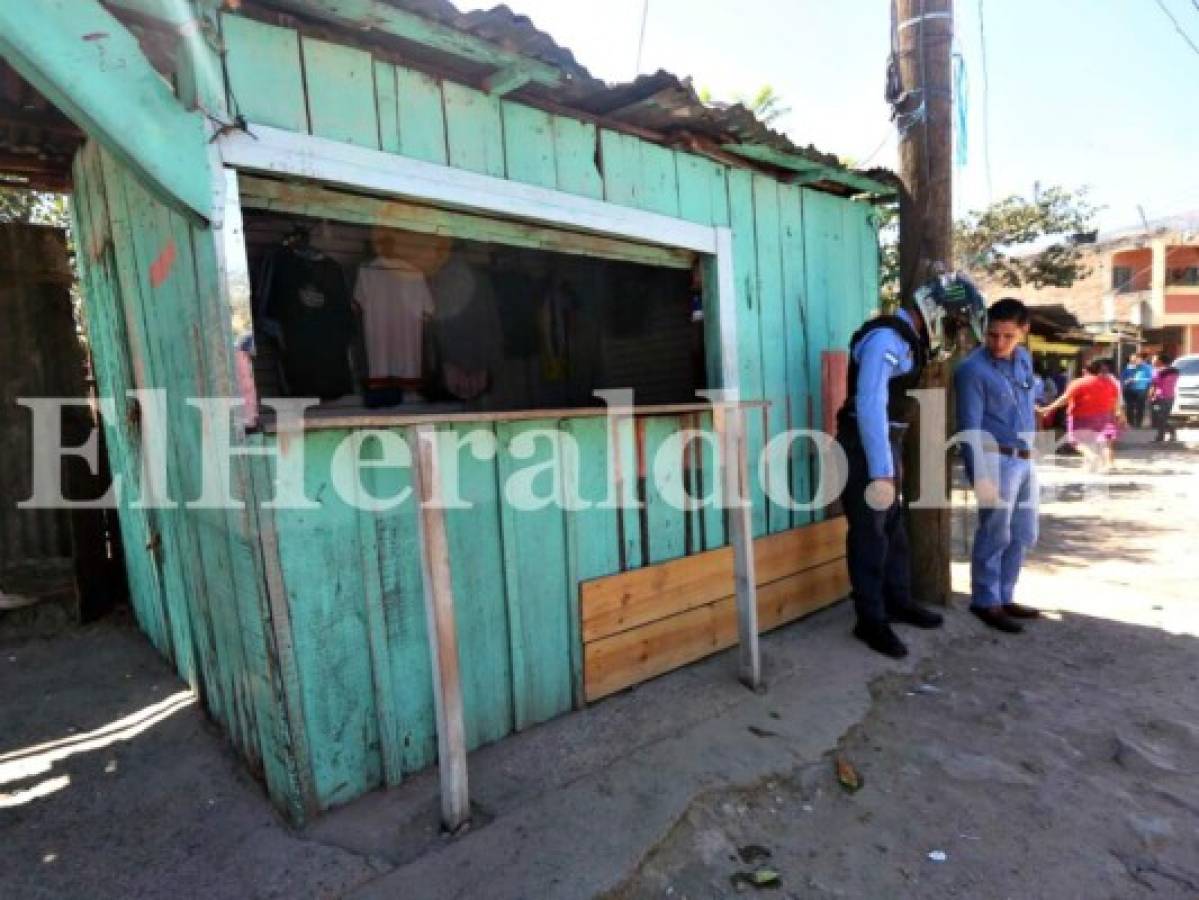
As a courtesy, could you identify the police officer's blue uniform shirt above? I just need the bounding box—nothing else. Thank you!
[852,308,917,479]
[954,344,1038,479]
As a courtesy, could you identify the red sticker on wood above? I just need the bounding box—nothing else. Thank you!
[149,240,177,288]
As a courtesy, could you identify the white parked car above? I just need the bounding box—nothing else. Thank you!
[1171,354,1199,425]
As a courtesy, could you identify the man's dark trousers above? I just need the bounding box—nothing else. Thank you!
[838,424,914,624]
[1124,387,1147,428]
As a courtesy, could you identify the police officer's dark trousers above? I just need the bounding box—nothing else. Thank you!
[837,423,914,625]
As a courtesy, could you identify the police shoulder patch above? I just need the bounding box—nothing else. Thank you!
[884,350,900,366]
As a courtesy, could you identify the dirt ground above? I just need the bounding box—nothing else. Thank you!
[2,438,1196,899]
[612,439,1199,899]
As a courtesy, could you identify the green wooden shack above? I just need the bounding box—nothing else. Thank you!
[0,0,894,824]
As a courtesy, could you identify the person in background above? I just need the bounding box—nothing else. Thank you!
[836,273,986,659]
[1052,362,1070,398]
[1149,353,1180,443]
[955,298,1042,635]
[1040,359,1124,472]
[1121,352,1153,428]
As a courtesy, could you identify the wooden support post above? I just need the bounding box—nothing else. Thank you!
[895,0,956,606]
[410,423,470,832]
[713,403,761,690]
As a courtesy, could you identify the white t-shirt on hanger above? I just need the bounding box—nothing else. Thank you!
[353,257,434,380]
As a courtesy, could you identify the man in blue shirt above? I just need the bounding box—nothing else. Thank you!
[954,297,1042,633]
[836,273,986,658]
[1120,353,1153,428]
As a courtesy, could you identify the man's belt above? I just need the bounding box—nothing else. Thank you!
[995,446,1032,460]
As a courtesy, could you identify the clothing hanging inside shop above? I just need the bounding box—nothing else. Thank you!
[256,232,356,401]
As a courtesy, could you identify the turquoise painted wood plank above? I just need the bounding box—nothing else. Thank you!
[614,414,643,569]
[442,82,505,177]
[220,14,308,133]
[561,416,621,705]
[599,129,640,208]
[71,146,167,654]
[638,141,681,218]
[496,420,573,729]
[395,67,448,165]
[851,202,882,323]
[97,149,202,691]
[374,60,401,154]
[643,416,687,563]
[366,438,436,774]
[552,116,602,200]
[438,424,514,749]
[301,37,379,149]
[752,174,791,534]
[778,183,813,526]
[0,3,212,219]
[676,152,729,227]
[696,410,727,550]
[726,167,767,537]
[501,101,556,189]
[273,431,383,808]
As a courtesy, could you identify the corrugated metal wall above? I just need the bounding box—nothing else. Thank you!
[0,223,83,572]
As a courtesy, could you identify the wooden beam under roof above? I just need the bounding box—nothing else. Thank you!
[721,142,897,198]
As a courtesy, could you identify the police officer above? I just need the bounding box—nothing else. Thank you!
[836,273,986,658]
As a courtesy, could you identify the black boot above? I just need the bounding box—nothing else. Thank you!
[889,603,944,629]
[971,606,1023,634]
[853,620,909,658]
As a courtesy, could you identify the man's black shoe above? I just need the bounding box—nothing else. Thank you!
[971,606,1023,634]
[889,604,944,629]
[853,621,909,658]
[1002,602,1041,619]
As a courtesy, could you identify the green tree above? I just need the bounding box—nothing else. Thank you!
[738,85,790,127]
[0,186,70,227]
[954,186,1098,288]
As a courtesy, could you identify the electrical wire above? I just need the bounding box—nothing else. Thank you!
[976,0,994,202]
[634,0,650,77]
[1152,0,1199,57]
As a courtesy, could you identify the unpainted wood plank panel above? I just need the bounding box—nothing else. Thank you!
[374,60,401,153]
[643,416,687,564]
[442,81,505,177]
[438,423,514,749]
[778,183,812,526]
[599,129,640,208]
[301,36,380,149]
[552,115,602,200]
[752,174,791,534]
[501,101,556,189]
[496,420,574,729]
[584,556,848,701]
[581,516,846,642]
[638,141,681,218]
[272,430,383,808]
[395,66,448,164]
[726,168,767,537]
[220,14,308,133]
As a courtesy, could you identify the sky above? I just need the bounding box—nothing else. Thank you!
[457,0,1199,234]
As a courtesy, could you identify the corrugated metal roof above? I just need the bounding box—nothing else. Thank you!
[368,0,894,193]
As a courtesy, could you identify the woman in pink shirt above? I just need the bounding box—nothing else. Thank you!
[1149,354,1181,443]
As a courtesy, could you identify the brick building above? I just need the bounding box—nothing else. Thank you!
[973,215,1199,359]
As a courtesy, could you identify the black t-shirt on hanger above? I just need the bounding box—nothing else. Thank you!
[261,248,356,400]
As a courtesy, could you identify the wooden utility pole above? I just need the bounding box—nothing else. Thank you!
[894,0,956,605]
